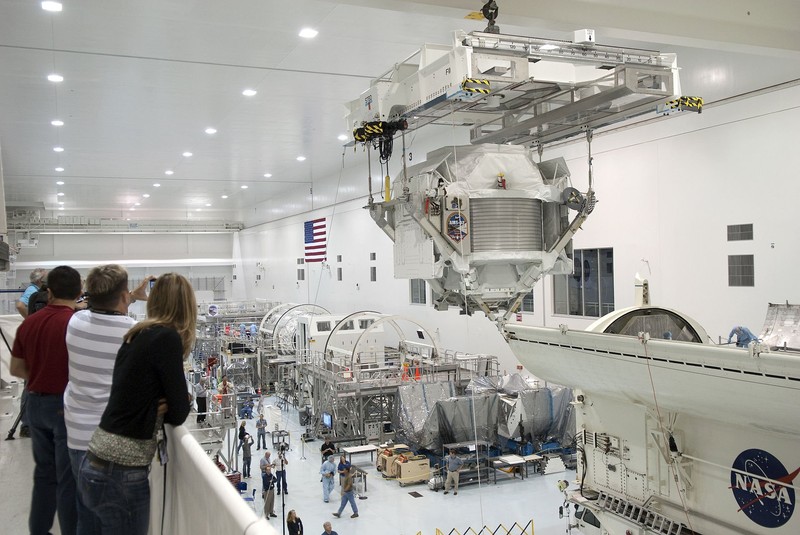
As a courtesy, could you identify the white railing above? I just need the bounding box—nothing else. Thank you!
[149,424,276,535]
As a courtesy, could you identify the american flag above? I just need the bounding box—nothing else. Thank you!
[304,217,327,263]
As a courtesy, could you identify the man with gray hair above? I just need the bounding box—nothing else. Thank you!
[16,267,48,318]
[63,265,152,534]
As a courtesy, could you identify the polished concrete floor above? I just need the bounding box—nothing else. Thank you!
[1,384,576,535]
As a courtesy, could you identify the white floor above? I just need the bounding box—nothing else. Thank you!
[1,385,575,535]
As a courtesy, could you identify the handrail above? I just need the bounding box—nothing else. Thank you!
[150,424,276,534]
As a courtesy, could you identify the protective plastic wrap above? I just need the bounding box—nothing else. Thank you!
[396,382,456,449]
[396,376,574,452]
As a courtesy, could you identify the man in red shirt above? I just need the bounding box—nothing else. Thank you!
[10,265,82,535]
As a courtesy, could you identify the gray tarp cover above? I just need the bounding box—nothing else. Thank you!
[396,374,574,452]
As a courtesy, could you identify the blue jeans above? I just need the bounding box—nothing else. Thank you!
[79,454,151,535]
[27,393,77,535]
[69,448,103,535]
[276,470,287,493]
[337,490,358,515]
[242,456,251,478]
[257,431,266,449]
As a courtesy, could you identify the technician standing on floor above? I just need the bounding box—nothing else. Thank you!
[444,449,464,495]
[241,433,255,478]
[256,412,267,449]
[262,465,278,518]
[320,454,337,502]
[276,443,289,494]
[64,265,152,534]
[10,266,82,535]
[79,273,195,535]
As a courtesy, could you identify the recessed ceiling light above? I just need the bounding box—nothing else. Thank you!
[130,207,135,211]
[53,146,64,152]
[153,183,161,187]
[540,44,560,51]
[263,173,272,178]
[56,180,64,185]
[134,202,141,206]
[51,119,64,126]
[55,168,64,173]
[47,73,64,83]
[241,185,249,189]
[205,203,212,207]
[182,151,193,157]
[221,195,229,199]
[337,134,348,141]
[205,127,217,135]
[58,206,64,210]
[57,192,64,197]
[299,28,318,39]
[126,218,130,221]
[242,89,257,97]
[41,1,62,12]
[142,194,150,198]
[296,156,306,162]
[164,170,173,175]
[58,201,64,205]
[196,208,202,212]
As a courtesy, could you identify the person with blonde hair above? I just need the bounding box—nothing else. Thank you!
[79,273,196,535]
[287,509,304,535]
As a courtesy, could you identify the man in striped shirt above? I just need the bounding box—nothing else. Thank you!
[63,265,152,534]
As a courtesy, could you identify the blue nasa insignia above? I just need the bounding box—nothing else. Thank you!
[730,449,799,528]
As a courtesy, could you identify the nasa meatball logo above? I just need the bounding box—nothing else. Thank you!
[730,449,800,528]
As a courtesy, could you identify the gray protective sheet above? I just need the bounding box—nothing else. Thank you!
[396,374,574,452]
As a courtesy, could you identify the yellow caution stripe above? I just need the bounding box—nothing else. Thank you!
[461,78,491,94]
[666,96,703,113]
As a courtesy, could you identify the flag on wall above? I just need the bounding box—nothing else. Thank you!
[304,217,327,263]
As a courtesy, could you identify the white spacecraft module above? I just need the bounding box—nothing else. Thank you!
[369,143,591,319]
[506,306,800,535]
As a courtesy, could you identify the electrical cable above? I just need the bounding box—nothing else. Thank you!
[641,337,696,533]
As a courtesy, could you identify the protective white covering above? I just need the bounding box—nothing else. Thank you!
[393,144,558,197]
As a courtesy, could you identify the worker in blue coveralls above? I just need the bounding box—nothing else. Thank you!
[728,326,757,347]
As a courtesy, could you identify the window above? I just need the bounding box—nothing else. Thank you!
[297,258,305,265]
[727,224,753,241]
[728,255,754,286]
[553,248,614,317]
[410,279,427,304]
[337,267,342,281]
[520,290,534,313]
[316,321,331,332]
[338,320,354,331]
[370,252,376,261]
[370,266,377,282]
[297,269,305,281]
[336,255,342,262]
[358,319,374,329]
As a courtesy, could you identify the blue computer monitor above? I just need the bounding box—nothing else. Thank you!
[322,412,333,429]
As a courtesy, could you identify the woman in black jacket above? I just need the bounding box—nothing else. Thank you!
[286,509,304,535]
[79,273,196,535]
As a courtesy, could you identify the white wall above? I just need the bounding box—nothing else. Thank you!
[12,233,236,299]
[236,83,800,373]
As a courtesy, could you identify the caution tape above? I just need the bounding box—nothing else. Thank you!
[461,78,491,94]
[666,96,703,113]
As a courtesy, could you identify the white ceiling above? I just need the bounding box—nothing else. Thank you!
[0,0,798,225]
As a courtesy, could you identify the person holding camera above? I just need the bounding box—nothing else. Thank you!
[276,443,289,494]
